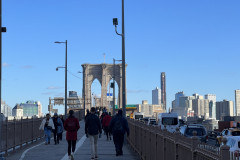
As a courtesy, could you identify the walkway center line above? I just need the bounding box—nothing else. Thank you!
[19,141,45,160]
[61,135,87,160]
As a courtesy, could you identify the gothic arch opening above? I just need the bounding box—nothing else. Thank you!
[91,79,101,108]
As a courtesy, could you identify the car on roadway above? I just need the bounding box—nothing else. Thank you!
[216,128,240,146]
[208,131,220,140]
[180,124,208,143]
[147,118,157,126]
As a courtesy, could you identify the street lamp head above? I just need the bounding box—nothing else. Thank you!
[1,27,7,33]
[54,41,66,44]
[113,18,118,26]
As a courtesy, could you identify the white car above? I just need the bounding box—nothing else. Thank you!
[147,118,157,126]
[225,136,240,158]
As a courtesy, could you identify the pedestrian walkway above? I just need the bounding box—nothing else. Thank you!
[73,134,139,160]
[6,120,140,160]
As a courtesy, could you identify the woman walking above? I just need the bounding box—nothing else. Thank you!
[102,112,112,140]
[64,110,80,160]
[39,113,55,145]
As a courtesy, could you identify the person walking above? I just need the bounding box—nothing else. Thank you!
[39,113,55,145]
[102,112,112,140]
[109,110,129,156]
[85,107,102,160]
[52,113,63,144]
[85,109,90,122]
[64,110,80,160]
[59,115,65,141]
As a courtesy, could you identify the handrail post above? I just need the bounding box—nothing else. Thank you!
[5,117,8,156]
[32,116,34,143]
[191,131,198,160]
[13,117,16,152]
[20,117,23,149]
[174,127,181,160]
[26,116,28,145]
[220,138,230,160]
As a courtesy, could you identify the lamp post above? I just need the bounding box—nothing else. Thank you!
[112,58,122,115]
[55,40,67,119]
[113,0,126,117]
[78,71,86,117]
[0,0,6,154]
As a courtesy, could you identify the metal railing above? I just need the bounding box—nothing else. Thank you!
[0,109,84,156]
[0,117,44,155]
[127,119,231,160]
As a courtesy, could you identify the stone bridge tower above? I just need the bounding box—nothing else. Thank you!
[82,63,127,110]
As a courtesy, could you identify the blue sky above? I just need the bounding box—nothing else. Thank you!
[2,0,240,114]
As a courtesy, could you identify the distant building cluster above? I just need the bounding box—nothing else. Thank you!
[0,100,42,119]
[13,100,42,118]
[170,91,240,122]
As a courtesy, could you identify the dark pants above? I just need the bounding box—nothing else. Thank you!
[104,126,111,139]
[68,140,76,156]
[113,133,124,155]
[59,132,63,140]
[53,131,60,144]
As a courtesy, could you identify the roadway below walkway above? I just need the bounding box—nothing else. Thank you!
[6,120,140,160]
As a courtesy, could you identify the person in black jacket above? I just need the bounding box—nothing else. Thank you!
[109,110,129,156]
[85,107,102,160]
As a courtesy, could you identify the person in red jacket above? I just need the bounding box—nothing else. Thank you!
[64,110,80,160]
[102,112,112,140]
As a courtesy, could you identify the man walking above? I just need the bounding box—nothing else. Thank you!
[64,110,80,160]
[85,107,102,160]
[39,113,55,145]
[52,113,64,144]
[109,110,129,156]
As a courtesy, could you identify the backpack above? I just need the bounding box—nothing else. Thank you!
[113,118,124,133]
[67,118,76,132]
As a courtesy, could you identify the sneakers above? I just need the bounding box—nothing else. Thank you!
[70,153,74,160]
[95,156,99,159]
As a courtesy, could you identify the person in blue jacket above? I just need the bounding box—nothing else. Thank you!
[52,113,64,144]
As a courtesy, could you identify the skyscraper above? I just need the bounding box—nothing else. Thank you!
[152,87,161,105]
[205,94,216,119]
[216,100,234,120]
[235,90,240,116]
[161,72,166,110]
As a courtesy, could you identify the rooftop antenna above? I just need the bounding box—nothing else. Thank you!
[103,53,106,63]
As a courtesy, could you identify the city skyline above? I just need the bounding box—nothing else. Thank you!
[1,0,240,114]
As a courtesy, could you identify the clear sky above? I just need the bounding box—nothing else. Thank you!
[2,0,240,114]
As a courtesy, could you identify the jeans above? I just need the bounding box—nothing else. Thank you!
[89,135,98,157]
[44,128,52,143]
[67,140,76,156]
[113,133,124,154]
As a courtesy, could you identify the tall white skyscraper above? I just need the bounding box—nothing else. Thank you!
[235,90,240,116]
[152,87,161,105]
[205,94,216,119]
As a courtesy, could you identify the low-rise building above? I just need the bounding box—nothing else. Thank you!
[12,104,23,117]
